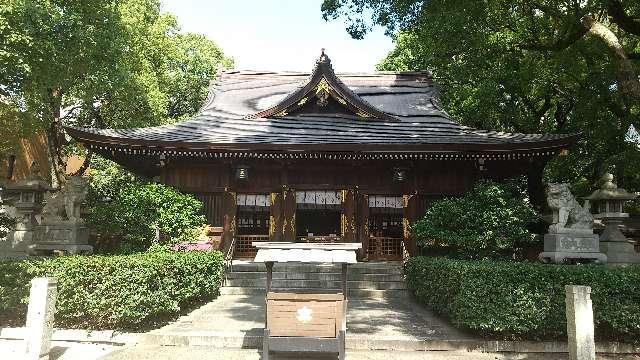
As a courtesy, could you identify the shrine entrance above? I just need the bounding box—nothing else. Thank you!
[295,190,342,243]
[365,196,404,261]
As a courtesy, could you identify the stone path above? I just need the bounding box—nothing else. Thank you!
[0,339,121,360]
[136,293,469,349]
[99,346,581,360]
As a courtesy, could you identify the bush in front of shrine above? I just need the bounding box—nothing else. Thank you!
[86,157,207,253]
[412,179,539,259]
[405,256,640,343]
[0,248,223,330]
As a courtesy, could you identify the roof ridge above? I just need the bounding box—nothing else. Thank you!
[244,50,400,122]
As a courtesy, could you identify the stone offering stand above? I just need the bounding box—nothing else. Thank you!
[253,242,361,360]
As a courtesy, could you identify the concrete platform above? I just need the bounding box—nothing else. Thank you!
[99,346,597,360]
[138,294,469,350]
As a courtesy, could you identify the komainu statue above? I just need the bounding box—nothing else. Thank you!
[41,192,65,223]
[40,176,88,224]
[546,183,593,233]
[63,176,88,223]
[539,183,606,264]
[30,176,92,255]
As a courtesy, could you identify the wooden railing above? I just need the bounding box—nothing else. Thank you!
[367,237,403,261]
[234,234,270,258]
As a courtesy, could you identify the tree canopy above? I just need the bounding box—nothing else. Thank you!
[0,0,232,185]
[322,0,640,194]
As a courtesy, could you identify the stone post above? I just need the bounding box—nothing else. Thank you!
[24,277,57,360]
[565,285,595,360]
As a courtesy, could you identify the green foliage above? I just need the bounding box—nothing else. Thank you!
[86,157,206,252]
[412,180,539,259]
[0,0,232,180]
[0,250,223,329]
[405,257,640,342]
[323,0,640,198]
[0,211,12,239]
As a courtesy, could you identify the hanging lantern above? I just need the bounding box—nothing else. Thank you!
[235,165,250,181]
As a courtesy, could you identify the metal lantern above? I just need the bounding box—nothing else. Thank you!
[585,173,637,243]
[392,168,407,182]
[235,165,250,181]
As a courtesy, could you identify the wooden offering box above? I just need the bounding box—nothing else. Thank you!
[265,292,346,358]
[267,292,345,338]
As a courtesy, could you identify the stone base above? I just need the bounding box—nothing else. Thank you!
[539,233,607,264]
[600,241,640,264]
[28,244,93,256]
[35,223,90,246]
[539,251,607,264]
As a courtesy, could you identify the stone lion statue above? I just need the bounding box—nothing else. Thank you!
[63,176,88,223]
[41,191,66,223]
[40,176,88,224]
[546,183,593,233]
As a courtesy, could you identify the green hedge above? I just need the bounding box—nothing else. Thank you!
[412,179,539,259]
[0,250,223,330]
[405,256,640,342]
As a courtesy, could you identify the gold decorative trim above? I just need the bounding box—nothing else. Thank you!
[403,218,410,239]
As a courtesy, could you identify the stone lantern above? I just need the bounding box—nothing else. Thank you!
[585,173,639,264]
[2,169,51,256]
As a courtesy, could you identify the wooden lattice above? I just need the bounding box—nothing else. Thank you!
[367,237,403,261]
[234,234,269,258]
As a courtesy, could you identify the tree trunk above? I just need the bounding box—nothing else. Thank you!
[47,87,65,188]
[582,16,640,100]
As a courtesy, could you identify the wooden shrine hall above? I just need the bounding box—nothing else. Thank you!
[67,51,577,261]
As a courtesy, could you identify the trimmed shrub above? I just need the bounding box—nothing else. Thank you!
[405,256,640,342]
[0,250,223,330]
[412,179,539,259]
[87,157,207,252]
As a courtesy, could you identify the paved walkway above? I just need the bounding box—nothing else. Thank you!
[137,293,469,347]
[100,346,580,360]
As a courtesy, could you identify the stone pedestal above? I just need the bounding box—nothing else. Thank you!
[565,285,595,360]
[539,233,607,263]
[30,222,92,255]
[600,241,640,264]
[597,217,640,264]
[24,277,57,360]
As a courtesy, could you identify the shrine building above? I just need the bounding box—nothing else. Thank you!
[66,52,577,261]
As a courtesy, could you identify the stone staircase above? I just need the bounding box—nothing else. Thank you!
[221,261,408,299]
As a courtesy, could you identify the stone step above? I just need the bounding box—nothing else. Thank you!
[225,278,407,290]
[226,271,404,282]
[101,345,579,360]
[219,287,409,299]
[230,262,403,275]
[136,334,609,359]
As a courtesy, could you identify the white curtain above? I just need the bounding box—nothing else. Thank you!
[368,195,403,209]
[236,194,271,206]
[296,190,341,205]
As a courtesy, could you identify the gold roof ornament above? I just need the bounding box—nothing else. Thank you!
[245,50,399,121]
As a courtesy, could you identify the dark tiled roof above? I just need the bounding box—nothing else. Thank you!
[67,66,576,151]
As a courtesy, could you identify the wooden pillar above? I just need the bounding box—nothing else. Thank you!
[341,189,356,242]
[403,193,419,257]
[269,192,283,242]
[527,159,546,212]
[282,187,296,242]
[222,189,237,252]
[356,192,370,260]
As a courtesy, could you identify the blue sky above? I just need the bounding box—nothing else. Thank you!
[161,0,394,72]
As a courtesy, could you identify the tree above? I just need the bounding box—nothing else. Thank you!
[0,0,232,186]
[322,0,640,195]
